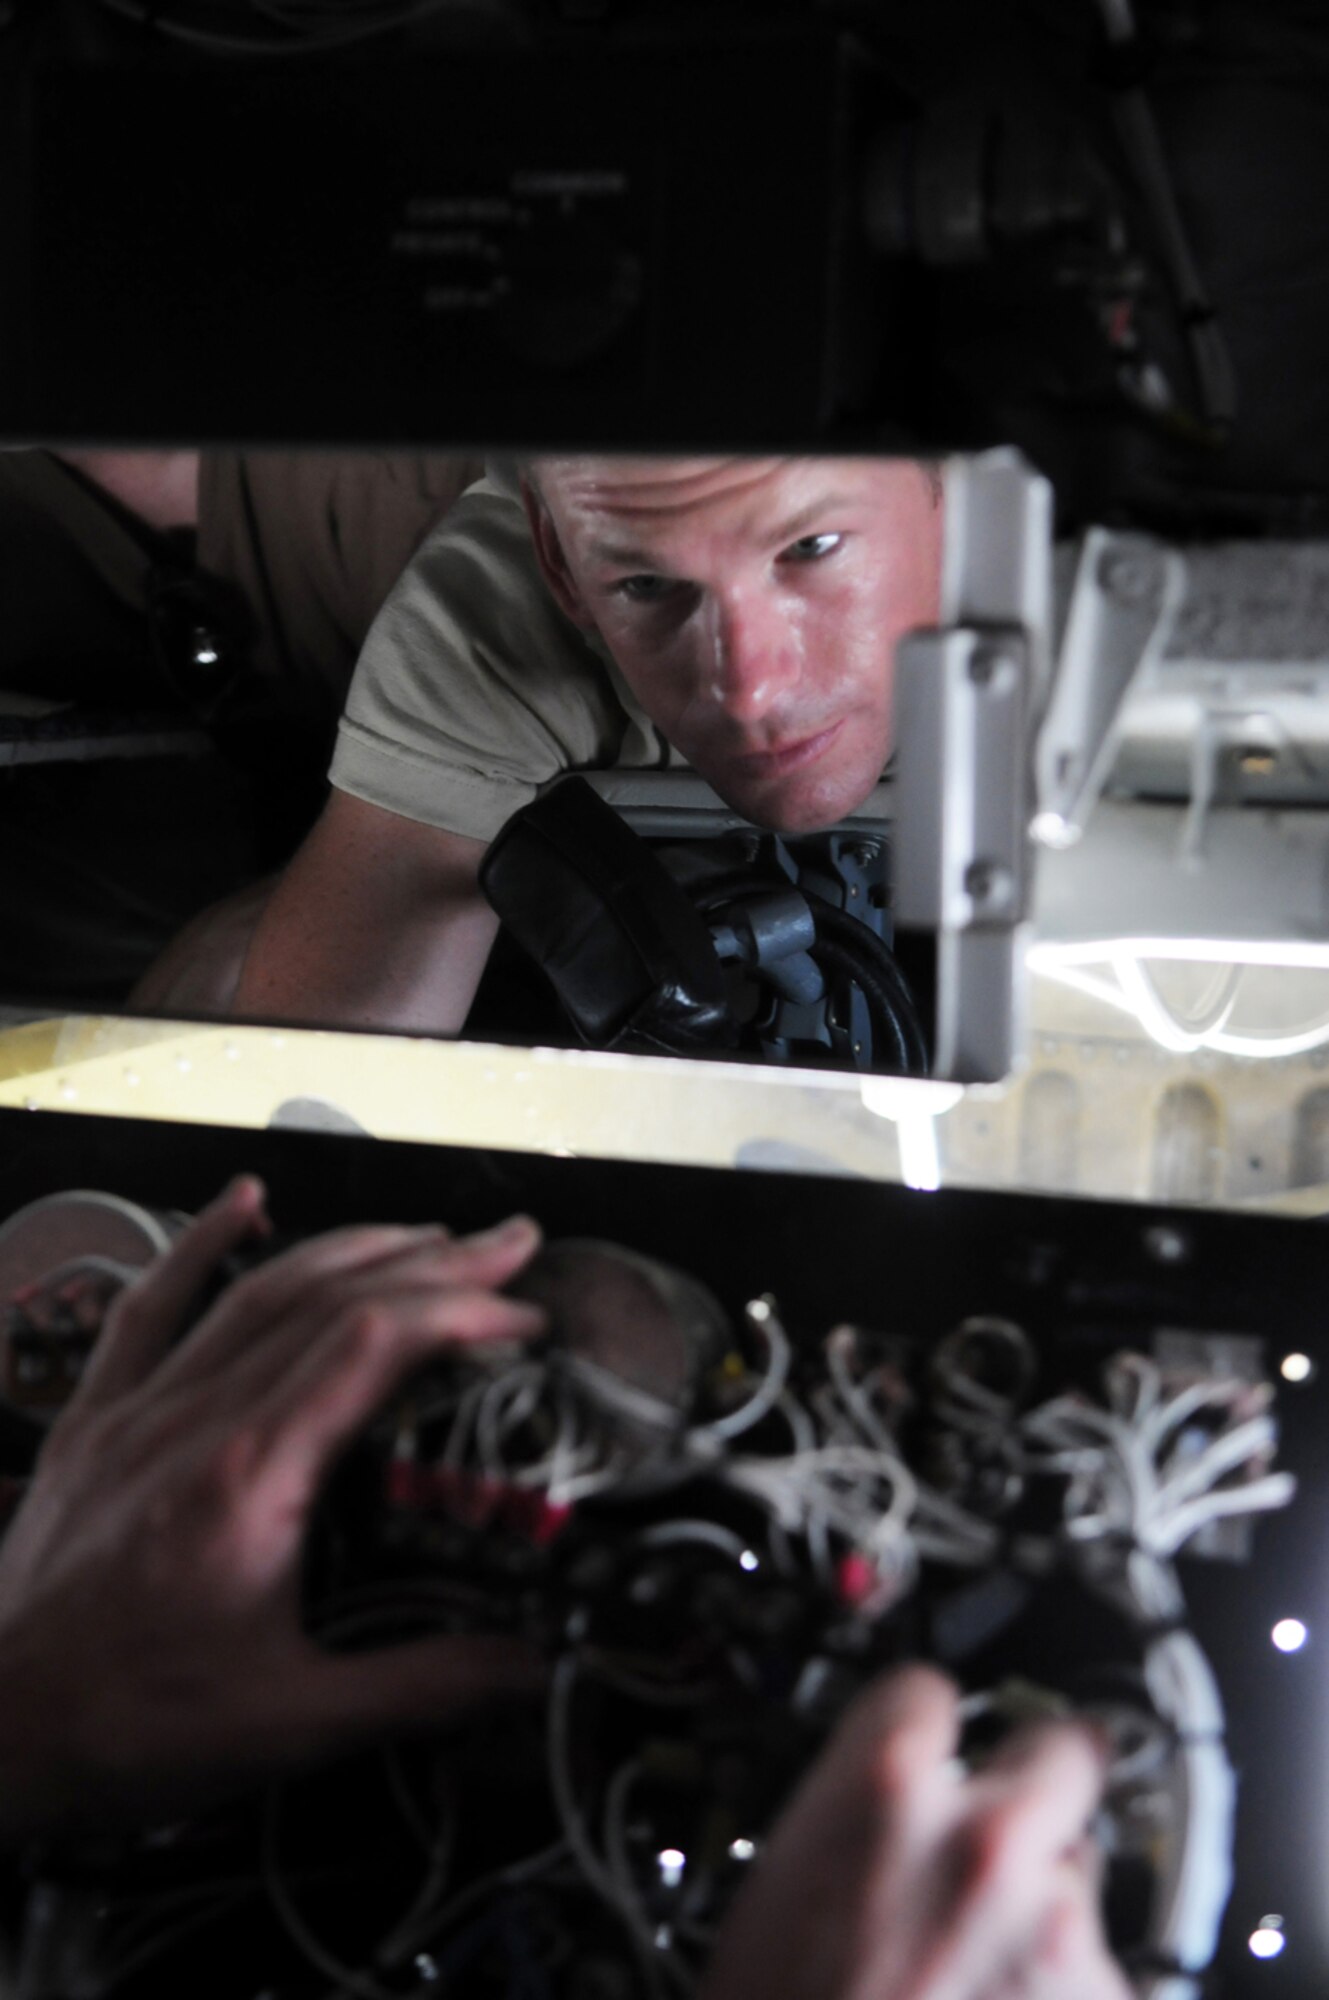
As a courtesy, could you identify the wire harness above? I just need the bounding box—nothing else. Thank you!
[251,1279,1295,2000]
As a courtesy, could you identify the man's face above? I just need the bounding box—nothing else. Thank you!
[523,455,943,832]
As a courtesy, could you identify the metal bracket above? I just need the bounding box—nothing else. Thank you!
[894,450,1053,1082]
[1033,530,1185,847]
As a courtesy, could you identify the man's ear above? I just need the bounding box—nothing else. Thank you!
[520,479,597,630]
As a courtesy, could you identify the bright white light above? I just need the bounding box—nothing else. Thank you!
[859,1078,965,1193]
[1272,1619,1308,1654]
[657,1849,686,1890]
[1030,935,1329,974]
[739,1549,759,1573]
[1249,1927,1286,1960]
[1028,937,1329,1059]
[1280,1353,1315,1384]
[729,1838,757,1862]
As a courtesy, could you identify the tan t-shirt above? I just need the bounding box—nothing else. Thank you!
[331,464,683,844]
[1,446,484,739]
[197,449,484,740]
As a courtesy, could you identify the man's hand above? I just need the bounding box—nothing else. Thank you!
[701,1665,1131,2000]
[0,1177,547,1842]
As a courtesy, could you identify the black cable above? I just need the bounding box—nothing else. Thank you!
[688,867,929,1073]
[803,893,930,1072]
[810,934,912,1075]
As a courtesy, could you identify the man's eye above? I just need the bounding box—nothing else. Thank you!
[782,533,843,562]
[615,573,677,604]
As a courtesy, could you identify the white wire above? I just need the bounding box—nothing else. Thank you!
[693,1305,792,1443]
[262,1790,406,2000]
[1154,1413,1277,1512]
[441,1374,492,1469]
[546,1656,687,2000]
[475,1364,545,1478]
[825,1328,898,1452]
[393,1837,570,1965]
[1151,1474,1298,1557]
[637,1519,755,1565]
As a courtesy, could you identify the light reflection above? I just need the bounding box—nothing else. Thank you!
[657,1848,686,1890]
[1272,1619,1308,1654]
[1028,937,1329,1061]
[1280,1353,1315,1384]
[1248,1917,1286,1960]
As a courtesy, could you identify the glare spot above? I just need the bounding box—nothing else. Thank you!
[1272,1619,1308,1654]
[739,1549,760,1573]
[1249,1921,1285,1960]
[657,1849,685,1890]
[747,1298,772,1324]
[729,1838,757,1862]
[1280,1352,1315,1384]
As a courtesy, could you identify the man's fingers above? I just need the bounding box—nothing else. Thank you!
[1022,1849,1133,2000]
[152,1222,446,1390]
[762,1664,962,1860]
[72,1176,270,1408]
[974,1716,1108,1858]
[245,1283,548,1516]
[740,1665,962,1892]
[852,1664,964,1798]
[931,1719,1111,1999]
[156,1214,543,1394]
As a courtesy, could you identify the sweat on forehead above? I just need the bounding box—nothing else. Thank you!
[523,454,941,518]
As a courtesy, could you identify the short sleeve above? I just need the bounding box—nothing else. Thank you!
[330,470,673,843]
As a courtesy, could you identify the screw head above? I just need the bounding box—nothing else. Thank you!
[964,860,1012,906]
[968,643,1019,690]
[1098,549,1160,606]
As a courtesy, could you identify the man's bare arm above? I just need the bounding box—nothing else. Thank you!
[232,788,500,1035]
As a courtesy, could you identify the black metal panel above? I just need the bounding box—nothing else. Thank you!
[1,1103,1326,1992]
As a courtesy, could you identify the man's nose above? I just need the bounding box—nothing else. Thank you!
[701,597,802,722]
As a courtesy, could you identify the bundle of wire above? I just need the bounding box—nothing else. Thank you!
[228,1296,1295,2000]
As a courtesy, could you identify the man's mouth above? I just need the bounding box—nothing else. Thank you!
[730,720,844,781]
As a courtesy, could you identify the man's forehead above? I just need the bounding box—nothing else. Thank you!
[533,454,908,529]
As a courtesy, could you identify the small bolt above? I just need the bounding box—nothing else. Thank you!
[964,860,1012,906]
[968,644,1018,688]
[1098,549,1160,606]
